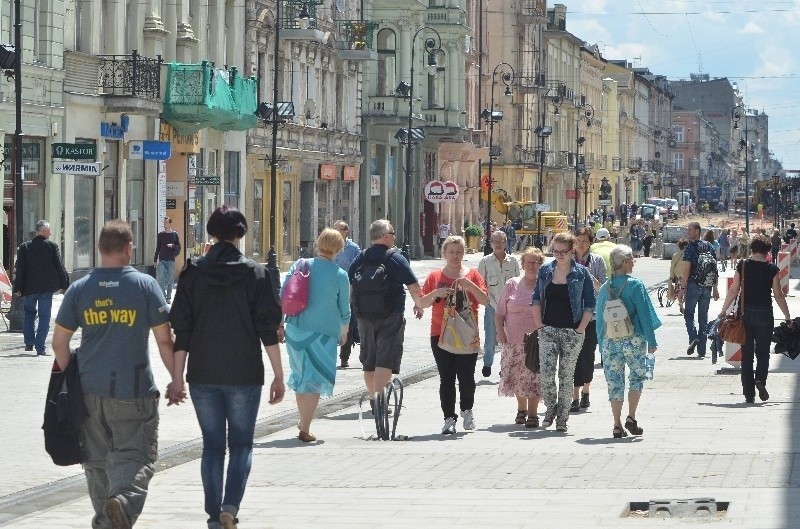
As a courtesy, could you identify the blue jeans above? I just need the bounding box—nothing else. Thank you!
[23,292,53,353]
[483,304,498,367]
[683,282,711,356]
[190,384,262,524]
[156,260,176,301]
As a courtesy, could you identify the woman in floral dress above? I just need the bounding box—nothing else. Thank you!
[495,247,544,427]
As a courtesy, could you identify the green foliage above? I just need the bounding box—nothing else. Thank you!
[464,224,482,237]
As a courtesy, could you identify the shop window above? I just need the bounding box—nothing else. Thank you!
[126,159,145,265]
[104,141,119,223]
[224,151,240,208]
[74,175,95,269]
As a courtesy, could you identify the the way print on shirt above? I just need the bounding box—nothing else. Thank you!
[83,297,138,327]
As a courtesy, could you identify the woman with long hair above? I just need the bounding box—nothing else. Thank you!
[495,247,544,427]
[531,232,595,433]
[718,234,791,403]
[596,245,662,438]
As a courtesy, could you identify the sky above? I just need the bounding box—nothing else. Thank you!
[562,0,800,169]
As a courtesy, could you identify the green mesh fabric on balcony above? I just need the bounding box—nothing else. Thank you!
[163,62,258,135]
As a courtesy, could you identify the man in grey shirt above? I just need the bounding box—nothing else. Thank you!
[53,220,181,529]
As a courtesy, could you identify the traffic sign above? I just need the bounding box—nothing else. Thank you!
[535,203,550,212]
[598,199,612,206]
[196,175,221,185]
[128,140,171,160]
[52,161,102,176]
[52,143,97,160]
[424,180,460,203]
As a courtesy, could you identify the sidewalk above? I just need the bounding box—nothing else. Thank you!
[3,255,800,527]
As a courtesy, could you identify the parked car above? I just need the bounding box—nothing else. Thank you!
[637,203,661,221]
[661,224,686,259]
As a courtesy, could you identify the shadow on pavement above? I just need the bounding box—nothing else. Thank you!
[407,432,467,442]
[574,436,644,445]
[253,438,326,449]
[484,423,524,434]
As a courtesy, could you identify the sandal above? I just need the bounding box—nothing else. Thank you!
[515,410,527,425]
[613,425,628,438]
[525,414,539,428]
[625,416,644,435]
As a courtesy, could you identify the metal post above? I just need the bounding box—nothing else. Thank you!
[573,118,579,231]
[266,0,282,297]
[536,111,545,248]
[483,108,494,256]
[8,0,24,332]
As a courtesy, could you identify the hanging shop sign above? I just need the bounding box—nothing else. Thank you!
[342,165,359,181]
[320,164,336,180]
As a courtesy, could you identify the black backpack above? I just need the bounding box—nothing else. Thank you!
[352,249,397,320]
[692,241,719,287]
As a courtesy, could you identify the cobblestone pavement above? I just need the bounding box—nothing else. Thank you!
[3,252,800,528]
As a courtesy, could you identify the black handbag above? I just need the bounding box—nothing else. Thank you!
[524,331,540,373]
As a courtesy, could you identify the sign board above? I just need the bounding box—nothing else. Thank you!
[320,164,336,180]
[165,199,176,209]
[370,175,381,196]
[565,189,578,200]
[343,165,359,181]
[424,180,460,203]
[52,161,102,176]
[196,175,221,185]
[598,199,612,206]
[165,182,184,197]
[535,203,551,212]
[52,143,96,160]
[159,123,200,153]
[3,160,39,174]
[129,140,172,160]
[101,122,125,139]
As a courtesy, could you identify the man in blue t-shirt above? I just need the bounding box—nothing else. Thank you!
[333,220,361,368]
[348,219,422,400]
[53,220,179,529]
[678,221,720,358]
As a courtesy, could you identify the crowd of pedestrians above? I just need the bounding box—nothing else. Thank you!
[26,202,800,528]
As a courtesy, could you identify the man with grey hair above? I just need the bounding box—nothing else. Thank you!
[12,219,69,355]
[348,219,422,405]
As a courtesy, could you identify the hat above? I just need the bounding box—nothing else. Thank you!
[596,228,610,241]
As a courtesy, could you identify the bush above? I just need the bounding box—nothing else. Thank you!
[464,224,482,237]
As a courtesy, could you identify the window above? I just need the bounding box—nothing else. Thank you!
[424,152,437,182]
[126,159,145,265]
[673,126,684,143]
[104,141,119,223]
[33,0,41,62]
[673,152,684,171]
[224,151,240,208]
[377,29,396,96]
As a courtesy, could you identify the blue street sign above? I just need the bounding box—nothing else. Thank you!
[129,140,171,160]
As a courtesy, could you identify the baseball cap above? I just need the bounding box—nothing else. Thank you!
[596,228,610,240]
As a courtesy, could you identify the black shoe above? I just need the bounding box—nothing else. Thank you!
[580,393,590,409]
[569,399,580,413]
[339,361,349,369]
[697,354,706,359]
[755,380,769,401]
[625,415,644,435]
[687,339,698,355]
[36,351,48,356]
[745,396,755,403]
[24,345,33,352]
[482,365,491,377]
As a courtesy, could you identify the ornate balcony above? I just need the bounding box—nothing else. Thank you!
[336,21,379,61]
[280,0,325,43]
[96,50,163,115]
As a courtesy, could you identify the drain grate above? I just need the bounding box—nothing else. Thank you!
[626,498,729,518]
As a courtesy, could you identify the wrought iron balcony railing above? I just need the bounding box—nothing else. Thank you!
[336,20,378,51]
[281,0,323,30]
[98,50,163,100]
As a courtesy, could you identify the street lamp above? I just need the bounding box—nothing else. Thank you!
[3,0,23,331]
[535,124,553,248]
[581,172,591,225]
[396,27,441,260]
[573,104,593,232]
[600,176,612,222]
[733,104,750,234]
[481,62,514,255]
[622,174,633,225]
[773,173,780,228]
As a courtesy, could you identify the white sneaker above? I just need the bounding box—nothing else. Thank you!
[462,409,476,430]
[441,416,457,435]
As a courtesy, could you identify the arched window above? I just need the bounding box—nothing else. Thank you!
[427,50,445,109]
[377,29,396,96]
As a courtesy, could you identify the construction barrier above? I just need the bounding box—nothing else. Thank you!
[790,238,799,266]
[0,263,11,303]
[778,251,790,295]
[724,341,743,369]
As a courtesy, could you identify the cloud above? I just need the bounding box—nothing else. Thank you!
[739,22,765,35]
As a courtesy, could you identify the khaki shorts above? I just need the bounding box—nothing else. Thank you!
[358,312,405,373]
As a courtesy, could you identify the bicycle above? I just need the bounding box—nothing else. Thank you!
[656,285,674,308]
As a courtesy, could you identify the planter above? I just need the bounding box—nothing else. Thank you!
[465,235,479,251]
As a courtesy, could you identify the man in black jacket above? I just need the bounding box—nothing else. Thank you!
[13,220,69,355]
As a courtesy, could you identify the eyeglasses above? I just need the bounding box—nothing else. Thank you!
[337,227,349,232]
[385,231,395,236]
[552,249,571,256]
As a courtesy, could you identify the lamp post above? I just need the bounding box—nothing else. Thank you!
[481,63,514,255]
[733,104,750,234]
[622,174,632,226]
[581,172,591,226]
[395,27,441,260]
[1,0,24,331]
[773,173,780,228]
[535,123,553,248]
[572,104,593,233]
[600,176,612,223]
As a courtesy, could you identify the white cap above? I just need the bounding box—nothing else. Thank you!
[596,228,610,240]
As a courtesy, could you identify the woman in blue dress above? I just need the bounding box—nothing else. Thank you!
[283,228,351,442]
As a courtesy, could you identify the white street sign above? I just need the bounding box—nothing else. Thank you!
[52,161,102,176]
[535,203,551,212]
[598,199,612,206]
